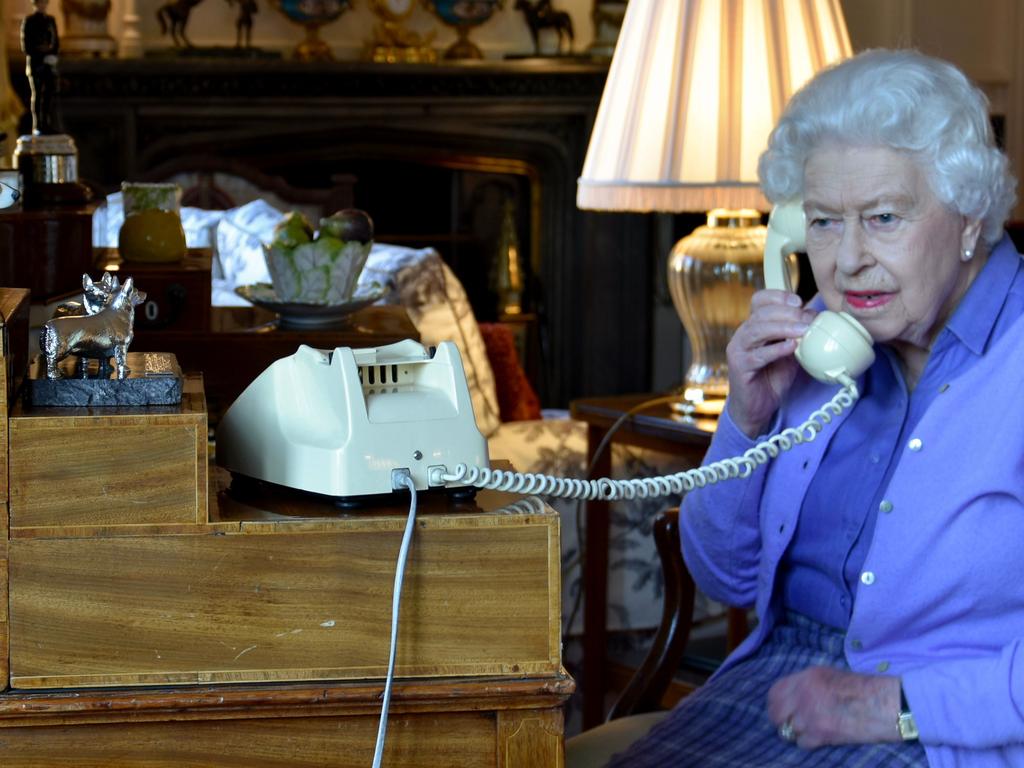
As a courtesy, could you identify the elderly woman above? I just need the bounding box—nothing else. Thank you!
[576,49,1024,767]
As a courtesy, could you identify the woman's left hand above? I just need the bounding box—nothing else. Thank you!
[766,666,902,748]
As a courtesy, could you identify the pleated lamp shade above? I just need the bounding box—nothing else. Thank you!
[577,0,853,213]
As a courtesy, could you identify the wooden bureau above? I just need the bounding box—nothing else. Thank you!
[0,288,571,766]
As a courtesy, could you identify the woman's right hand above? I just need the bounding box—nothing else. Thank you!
[725,290,815,438]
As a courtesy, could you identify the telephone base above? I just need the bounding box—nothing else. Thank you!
[226,471,476,511]
[334,486,478,509]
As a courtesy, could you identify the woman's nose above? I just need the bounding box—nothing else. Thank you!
[835,220,872,274]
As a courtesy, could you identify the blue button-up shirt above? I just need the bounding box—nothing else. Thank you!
[781,234,1024,631]
[680,235,1024,767]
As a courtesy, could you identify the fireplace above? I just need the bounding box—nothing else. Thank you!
[11,58,660,406]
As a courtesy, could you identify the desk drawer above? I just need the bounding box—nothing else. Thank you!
[7,509,560,689]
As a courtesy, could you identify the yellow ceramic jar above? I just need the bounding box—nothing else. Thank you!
[118,208,187,263]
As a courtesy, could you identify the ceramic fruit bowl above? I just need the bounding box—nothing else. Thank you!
[263,209,374,305]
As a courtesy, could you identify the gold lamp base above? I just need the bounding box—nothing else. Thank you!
[666,208,798,418]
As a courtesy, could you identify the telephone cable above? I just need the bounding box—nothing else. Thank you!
[436,376,859,500]
[372,473,418,768]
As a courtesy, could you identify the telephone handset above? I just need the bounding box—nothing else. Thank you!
[764,202,876,384]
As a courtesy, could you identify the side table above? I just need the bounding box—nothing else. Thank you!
[569,394,713,729]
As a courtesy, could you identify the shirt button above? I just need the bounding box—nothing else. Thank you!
[939,383,950,393]
[908,438,923,452]
[876,661,890,673]
[861,571,876,586]
[879,500,893,513]
[851,639,863,650]
[869,453,880,464]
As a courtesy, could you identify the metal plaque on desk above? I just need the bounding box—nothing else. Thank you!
[27,351,184,406]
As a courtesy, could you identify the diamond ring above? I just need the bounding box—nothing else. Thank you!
[778,720,797,743]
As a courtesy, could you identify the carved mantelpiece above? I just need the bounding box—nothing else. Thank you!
[9,58,658,405]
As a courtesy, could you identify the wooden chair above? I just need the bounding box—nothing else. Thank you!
[606,508,696,719]
[566,507,749,766]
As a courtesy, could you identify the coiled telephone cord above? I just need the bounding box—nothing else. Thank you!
[438,376,859,500]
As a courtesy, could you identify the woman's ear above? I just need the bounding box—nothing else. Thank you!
[961,218,983,262]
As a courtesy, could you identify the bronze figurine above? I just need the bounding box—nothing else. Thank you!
[21,0,62,135]
[514,0,574,56]
[227,0,258,48]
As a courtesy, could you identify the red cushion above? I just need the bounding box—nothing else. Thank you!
[478,322,542,422]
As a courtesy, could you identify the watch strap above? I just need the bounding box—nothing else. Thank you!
[898,684,920,741]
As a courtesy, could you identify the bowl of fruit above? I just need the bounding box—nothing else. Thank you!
[237,208,383,329]
[264,208,374,305]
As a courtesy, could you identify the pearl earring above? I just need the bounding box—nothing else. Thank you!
[963,248,973,261]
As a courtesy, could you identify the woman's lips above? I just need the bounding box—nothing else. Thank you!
[844,290,894,310]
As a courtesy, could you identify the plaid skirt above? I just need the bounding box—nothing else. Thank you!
[605,612,929,767]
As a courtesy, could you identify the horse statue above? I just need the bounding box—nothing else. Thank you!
[157,0,205,47]
[514,0,574,56]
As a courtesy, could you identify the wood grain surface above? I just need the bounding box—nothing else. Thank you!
[0,675,573,767]
[9,517,560,688]
[8,377,207,529]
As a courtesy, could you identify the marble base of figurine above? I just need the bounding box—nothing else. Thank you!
[27,352,184,407]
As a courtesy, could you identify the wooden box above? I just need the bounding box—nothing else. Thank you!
[95,248,213,333]
[6,469,561,690]
[7,375,208,531]
[0,288,31,695]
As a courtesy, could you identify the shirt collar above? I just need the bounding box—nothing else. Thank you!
[944,234,1020,355]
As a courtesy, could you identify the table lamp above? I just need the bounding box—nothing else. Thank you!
[577,0,851,416]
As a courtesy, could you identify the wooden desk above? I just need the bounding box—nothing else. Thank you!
[1,472,572,765]
[131,304,419,422]
[4,465,563,687]
[0,294,571,763]
[0,675,573,767]
[569,394,713,729]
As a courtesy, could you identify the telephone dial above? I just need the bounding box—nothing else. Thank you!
[217,203,880,503]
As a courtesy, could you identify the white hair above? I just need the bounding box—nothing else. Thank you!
[758,49,1016,246]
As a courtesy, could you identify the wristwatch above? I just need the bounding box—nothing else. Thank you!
[898,684,920,741]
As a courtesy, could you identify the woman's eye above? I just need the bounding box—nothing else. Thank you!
[871,213,897,225]
[809,217,834,228]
